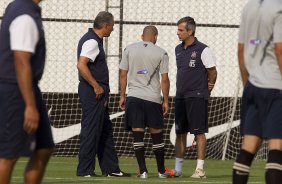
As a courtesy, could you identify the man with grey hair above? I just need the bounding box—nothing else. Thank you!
[76,11,130,177]
[166,16,217,179]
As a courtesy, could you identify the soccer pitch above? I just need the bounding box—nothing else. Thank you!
[11,157,265,184]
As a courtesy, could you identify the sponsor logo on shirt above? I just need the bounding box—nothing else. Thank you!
[137,69,148,74]
[250,39,261,45]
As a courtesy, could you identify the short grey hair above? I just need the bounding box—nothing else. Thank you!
[177,16,196,36]
[93,11,114,29]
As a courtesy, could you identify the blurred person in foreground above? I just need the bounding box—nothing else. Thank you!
[232,0,282,184]
[0,0,54,183]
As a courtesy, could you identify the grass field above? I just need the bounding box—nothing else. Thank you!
[11,157,265,184]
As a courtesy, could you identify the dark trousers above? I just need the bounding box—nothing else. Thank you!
[77,82,120,176]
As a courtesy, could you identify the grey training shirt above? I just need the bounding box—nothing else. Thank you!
[239,0,282,90]
[119,41,169,104]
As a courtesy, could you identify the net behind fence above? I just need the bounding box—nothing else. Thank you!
[0,0,267,160]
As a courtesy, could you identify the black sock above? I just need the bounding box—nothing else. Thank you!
[232,149,255,184]
[265,150,282,184]
[151,132,165,174]
[132,131,147,173]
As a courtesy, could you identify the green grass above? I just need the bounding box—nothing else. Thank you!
[11,157,265,184]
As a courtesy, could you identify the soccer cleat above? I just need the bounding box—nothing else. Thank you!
[158,172,171,178]
[191,168,206,179]
[137,171,148,179]
[107,171,131,177]
[165,167,182,177]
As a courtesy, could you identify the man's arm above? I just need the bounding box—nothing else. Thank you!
[275,43,282,75]
[238,43,249,87]
[161,73,170,115]
[206,67,217,92]
[201,47,217,92]
[14,51,39,134]
[119,69,128,111]
[77,56,104,99]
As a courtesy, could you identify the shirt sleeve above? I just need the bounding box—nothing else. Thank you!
[119,47,129,70]
[9,14,39,53]
[80,39,99,62]
[201,47,216,68]
[273,11,282,43]
[238,6,246,44]
[159,52,169,74]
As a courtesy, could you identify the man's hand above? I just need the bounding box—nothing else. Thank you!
[93,84,104,100]
[208,82,215,92]
[13,51,38,134]
[162,101,169,116]
[23,105,39,134]
[119,69,128,110]
[119,95,126,111]
[207,67,217,92]
[77,56,103,99]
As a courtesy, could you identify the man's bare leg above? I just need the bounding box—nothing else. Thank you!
[195,134,206,161]
[174,134,187,174]
[0,158,18,184]
[24,148,53,184]
[190,134,207,178]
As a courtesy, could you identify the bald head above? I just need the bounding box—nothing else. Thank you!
[142,25,158,44]
[143,25,158,36]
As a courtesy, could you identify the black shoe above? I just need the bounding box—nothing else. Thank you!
[107,171,131,177]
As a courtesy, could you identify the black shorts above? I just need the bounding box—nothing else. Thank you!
[241,82,282,139]
[124,97,163,131]
[175,97,208,135]
[0,84,54,158]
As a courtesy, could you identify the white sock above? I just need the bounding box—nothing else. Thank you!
[175,157,184,172]
[196,159,204,170]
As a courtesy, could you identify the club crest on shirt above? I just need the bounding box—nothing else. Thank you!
[191,51,197,59]
[189,51,197,68]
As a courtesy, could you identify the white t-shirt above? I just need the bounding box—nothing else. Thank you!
[201,47,216,68]
[80,39,100,62]
[9,14,39,53]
